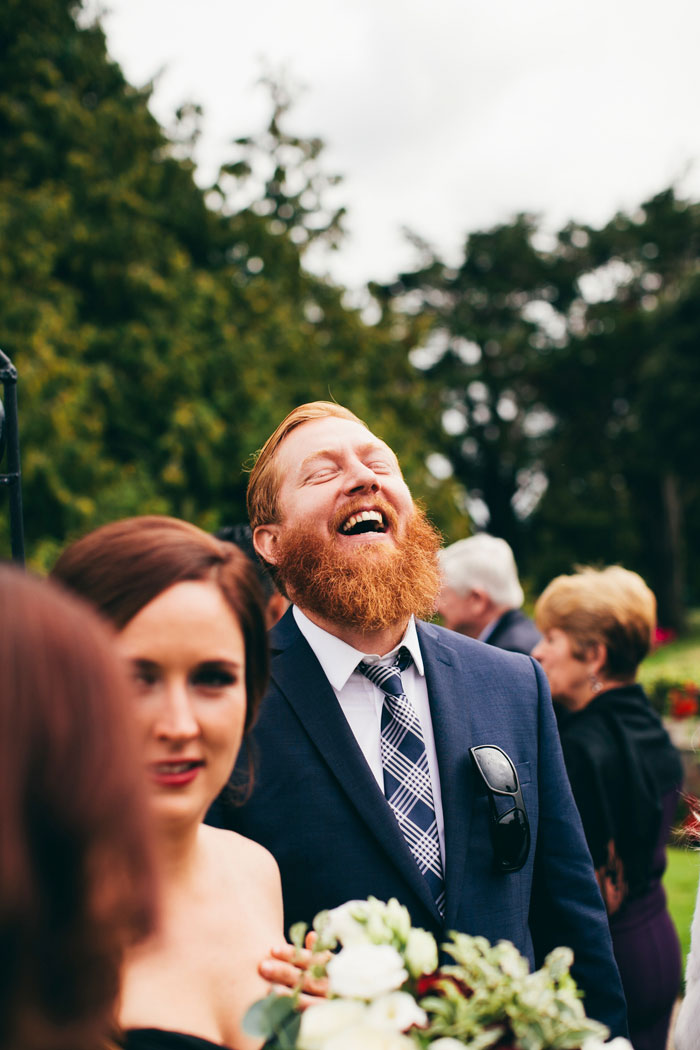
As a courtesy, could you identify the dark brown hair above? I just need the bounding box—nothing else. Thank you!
[51,515,269,733]
[0,565,156,1050]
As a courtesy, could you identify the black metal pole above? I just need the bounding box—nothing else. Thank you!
[0,349,25,565]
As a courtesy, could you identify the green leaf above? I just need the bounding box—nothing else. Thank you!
[288,921,308,949]
[241,992,300,1049]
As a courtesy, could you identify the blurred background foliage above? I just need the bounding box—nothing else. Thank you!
[1,0,699,630]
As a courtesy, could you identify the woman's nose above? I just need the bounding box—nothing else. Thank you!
[154,683,199,741]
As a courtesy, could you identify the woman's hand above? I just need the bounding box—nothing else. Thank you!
[259,931,330,1008]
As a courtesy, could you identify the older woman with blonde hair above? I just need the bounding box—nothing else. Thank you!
[532,566,682,1050]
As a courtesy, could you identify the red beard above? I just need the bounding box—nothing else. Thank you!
[273,499,442,632]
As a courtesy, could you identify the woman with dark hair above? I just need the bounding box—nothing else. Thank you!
[0,565,156,1050]
[532,566,683,1050]
[52,516,286,1050]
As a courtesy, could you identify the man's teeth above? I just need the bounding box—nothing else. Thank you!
[341,510,384,533]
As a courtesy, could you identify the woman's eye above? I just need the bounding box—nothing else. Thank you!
[130,662,158,688]
[192,666,237,689]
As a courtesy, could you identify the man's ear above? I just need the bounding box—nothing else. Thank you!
[253,524,281,566]
[469,588,491,613]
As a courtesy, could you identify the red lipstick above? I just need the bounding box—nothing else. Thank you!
[148,760,204,787]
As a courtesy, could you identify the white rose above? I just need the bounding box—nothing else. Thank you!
[403,928,438,978]
[298,1000,368,1050]
[385,898,412,941]
[544,945,574,980]
[322,900,375,947]
[367,908,394,944]
[366,992,427,1032]
[492,941,529,980]
[428,1039,466,1050]
[325,1023,415,1050]
[328,944,408,999]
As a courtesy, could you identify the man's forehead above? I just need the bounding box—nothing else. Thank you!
[278,416,397,465]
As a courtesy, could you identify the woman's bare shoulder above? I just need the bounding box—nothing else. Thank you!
[201,824,282,889]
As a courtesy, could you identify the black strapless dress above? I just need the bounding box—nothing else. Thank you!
[122,1030,236,1050]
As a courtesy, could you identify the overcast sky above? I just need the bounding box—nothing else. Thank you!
[99,0,700,292]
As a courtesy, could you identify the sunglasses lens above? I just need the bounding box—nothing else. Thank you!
[494,807,529,869]
[474,747,517,793]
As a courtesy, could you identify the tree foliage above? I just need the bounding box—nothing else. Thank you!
[0,0,456,567]
[3,0,699,627]
[380,190,700,627]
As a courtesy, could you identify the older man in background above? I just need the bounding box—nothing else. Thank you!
[437,533,541,655]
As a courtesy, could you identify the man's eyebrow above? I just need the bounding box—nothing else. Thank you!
[298,449,340,472]
[298,442,397,473]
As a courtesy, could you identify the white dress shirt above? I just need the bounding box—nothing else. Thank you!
[293,606,446,864]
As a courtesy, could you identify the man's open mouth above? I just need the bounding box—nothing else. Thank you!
[339,510,387,536]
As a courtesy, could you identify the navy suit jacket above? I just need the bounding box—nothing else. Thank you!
[208,609,627,1036]
[487,608,542,655]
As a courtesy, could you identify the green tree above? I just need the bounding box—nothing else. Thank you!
[531,188,700,628]
[0,0,455,565]
[382,192,700,627]
[374,215,580,560]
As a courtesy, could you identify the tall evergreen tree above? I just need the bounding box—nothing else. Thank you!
[0,0,454,565]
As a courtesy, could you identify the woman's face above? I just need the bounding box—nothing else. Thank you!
[531,627,592,711]
[117,579,247,827]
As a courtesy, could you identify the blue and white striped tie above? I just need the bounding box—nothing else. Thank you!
[358,648,445,917]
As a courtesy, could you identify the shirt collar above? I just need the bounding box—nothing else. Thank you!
[478,613,502,643]
[292,606,424,691]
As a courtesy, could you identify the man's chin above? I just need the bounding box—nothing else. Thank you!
[276,506,442,631]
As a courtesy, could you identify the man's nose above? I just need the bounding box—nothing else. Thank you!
[344,458,380,493]
[154,683,200,741]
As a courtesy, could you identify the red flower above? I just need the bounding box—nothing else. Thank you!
[416,972,473,999]
[653,626,677,648]
[681,796,700,844]
[670,690,699,719]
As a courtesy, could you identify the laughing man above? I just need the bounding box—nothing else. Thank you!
[208,401,627,1035]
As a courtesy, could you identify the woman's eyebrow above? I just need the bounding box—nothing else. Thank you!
[197,658,243,670]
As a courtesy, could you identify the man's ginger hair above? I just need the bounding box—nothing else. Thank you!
[247,402,367,530]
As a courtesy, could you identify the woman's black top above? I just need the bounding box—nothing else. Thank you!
[555,683,682,902]
[121,1030,235,1050]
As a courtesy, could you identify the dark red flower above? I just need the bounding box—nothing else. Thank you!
[416,972,473,999]
[670,691,698,719]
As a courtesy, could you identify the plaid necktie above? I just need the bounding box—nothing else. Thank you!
[358,648,445,916]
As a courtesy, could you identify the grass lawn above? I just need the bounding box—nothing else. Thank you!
[664,846,699,979]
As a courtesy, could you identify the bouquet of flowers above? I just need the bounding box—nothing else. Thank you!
[244,897,631,1050]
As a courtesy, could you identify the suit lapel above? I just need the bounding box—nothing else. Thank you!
[417,621,482,930]
[269,611,442,923]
